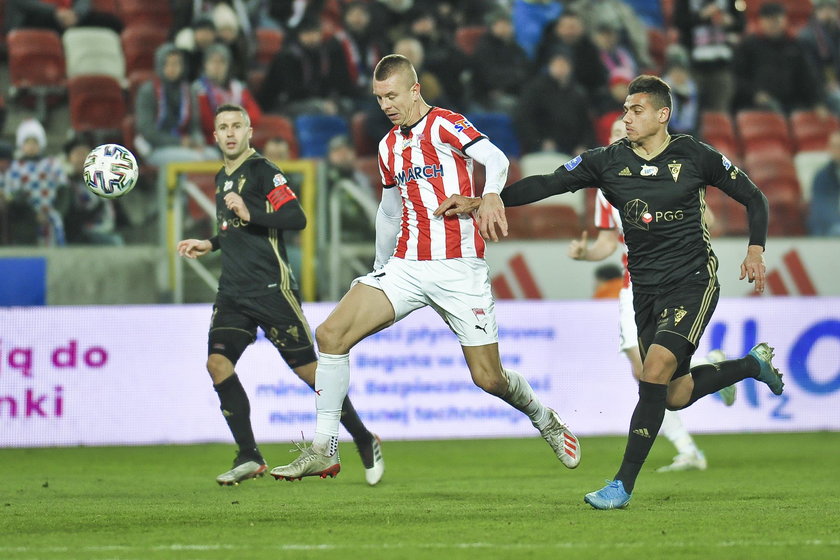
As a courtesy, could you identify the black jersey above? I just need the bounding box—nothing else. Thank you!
[502,135,768,293]
[211,151,306,297]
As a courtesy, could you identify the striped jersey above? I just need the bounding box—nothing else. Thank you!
[593,189,631,288]
[377,107,487,260]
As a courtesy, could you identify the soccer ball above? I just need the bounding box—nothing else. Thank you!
[83,144,139,199]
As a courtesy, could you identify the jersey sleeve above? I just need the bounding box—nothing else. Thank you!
[378,147,395,188]
[501,147,606,207]
[696,141,760,204]
[594,189,617,229]
[697,141,769,247]
[436,113,485,153]
[247,160,306,230]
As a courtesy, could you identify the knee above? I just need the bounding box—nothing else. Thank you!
[473,368,507,396]
[206,354,233,383]
[315,322,348,354]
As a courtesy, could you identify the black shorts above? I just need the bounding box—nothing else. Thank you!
[208,290,316,369]
[634,278,719,378]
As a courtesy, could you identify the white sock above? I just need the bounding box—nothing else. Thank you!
[660,409,698,456]
[312,352,350,456]
[501,369,550,429]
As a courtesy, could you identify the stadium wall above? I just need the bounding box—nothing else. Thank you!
[1,298,837,447]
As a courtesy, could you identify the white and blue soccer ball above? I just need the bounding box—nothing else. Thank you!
[83,143,139,199]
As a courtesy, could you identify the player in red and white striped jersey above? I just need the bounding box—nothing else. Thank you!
[270,54,580,482]
[567,118,734,473]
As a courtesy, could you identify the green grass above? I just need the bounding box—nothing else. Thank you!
[1,433,839,560]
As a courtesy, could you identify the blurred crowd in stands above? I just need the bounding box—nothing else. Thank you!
[1,0,840,247]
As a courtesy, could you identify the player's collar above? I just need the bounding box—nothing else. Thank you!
[631,134,672,161]
[399,106,435,136]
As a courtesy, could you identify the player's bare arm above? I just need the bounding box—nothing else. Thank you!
[434,194,481,217]
[739,245,766,294]
[224,192,250,222]
[177,238,212,259]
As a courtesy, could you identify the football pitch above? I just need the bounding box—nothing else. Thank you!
[1,432,838,560]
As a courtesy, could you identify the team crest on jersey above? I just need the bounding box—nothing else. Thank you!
[273,173,287,186]
[453,118,473,132]
[563,155,582,171]
[668,163,682,182]
[223,180,234,192]
[624,198,651,231]
[237,176,247,192]
[722,155,732,170]
[640,164,658,177]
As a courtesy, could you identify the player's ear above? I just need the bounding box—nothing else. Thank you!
[660,106,670,124]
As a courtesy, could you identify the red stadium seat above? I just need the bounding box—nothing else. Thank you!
[68,75,127,133]
[350,112,378,157]
[118,0,173,28]
[744,148,799,186]
[7,29,65,89]
[506,205,582,239]
[700,111,741,161]
[92,0,120,18]
[455,26,487,56]
[704,187,749,236]
[7,29,66,120]
[251,115,299,159]
[790,110,840,152]
[736,110,793,155]
[121,25,169,76]
[256,28,284,67]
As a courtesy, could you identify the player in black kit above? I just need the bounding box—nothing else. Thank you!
[178,104,384,486]
[435,75,785,509]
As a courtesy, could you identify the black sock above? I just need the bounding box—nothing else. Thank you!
[683,357,759,408]
[615,381,668,494]
[214,374,258,458]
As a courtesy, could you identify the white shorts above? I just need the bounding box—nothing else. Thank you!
[618,286,638,352]
[353,257,498,346]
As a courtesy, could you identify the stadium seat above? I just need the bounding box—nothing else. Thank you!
[519,152,586,214]
[794,150,830,201]
[118,0,173,28]
[700,111,741,161]
[744,148,799,186]
[121,25,169,76]
[256,28,284,67]
[506,205,582,239]
[63,27,126,86]
[92,0,120,18]
[251,115,299,158]
[68,75,127,133]
[790,110,839,152]
[6,29,66,120]
[350,112,378,157]
[704,187,749,236]
[294,114,350,158]
[466,112,521,157]
[455,26,487,56]
[736,110,793,155]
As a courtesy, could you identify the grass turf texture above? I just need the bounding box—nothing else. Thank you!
[1,432,838,560]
